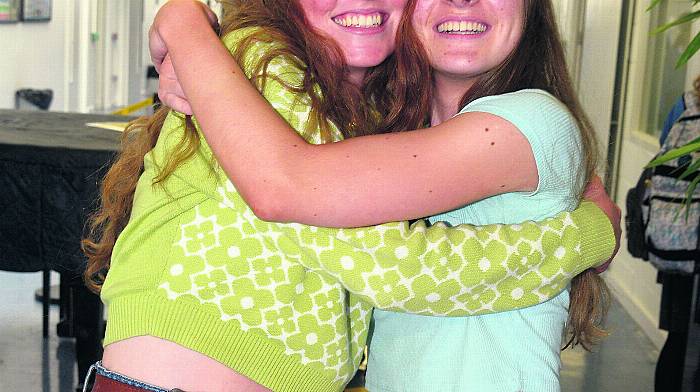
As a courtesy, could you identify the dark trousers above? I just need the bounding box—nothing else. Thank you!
[655,273,694,392]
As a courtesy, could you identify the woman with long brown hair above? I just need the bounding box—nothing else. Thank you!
[83,0,618,390]
[148,0,619,390]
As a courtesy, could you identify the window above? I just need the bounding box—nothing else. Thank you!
[625,0,690,137]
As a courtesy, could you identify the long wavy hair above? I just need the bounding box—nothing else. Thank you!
[82,0,431,293]
[469,0,608,351]
[403,0,609,350]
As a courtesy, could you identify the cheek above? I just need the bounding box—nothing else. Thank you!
[388,0,409,10]
[501,25,523,55]
[298,0,335,18]
[385,0,409,26]
[492,0,522,12]
[410,6,431,41]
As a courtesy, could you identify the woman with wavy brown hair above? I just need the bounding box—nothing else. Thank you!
[82,0,618,390]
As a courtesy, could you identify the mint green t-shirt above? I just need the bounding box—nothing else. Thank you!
[367,90,585,392]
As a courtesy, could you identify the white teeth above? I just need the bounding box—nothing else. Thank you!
[333,13,383,28]
[437,20,487,34]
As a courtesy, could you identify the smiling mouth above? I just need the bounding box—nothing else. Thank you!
[333,12,384,28]
[437,20,487,34]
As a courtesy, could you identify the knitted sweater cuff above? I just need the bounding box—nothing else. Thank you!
[572,201,616,272]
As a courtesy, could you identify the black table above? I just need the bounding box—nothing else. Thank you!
[0,109,129,386]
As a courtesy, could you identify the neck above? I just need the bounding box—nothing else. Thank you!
[430,72,475,126]
[348,66,366,86]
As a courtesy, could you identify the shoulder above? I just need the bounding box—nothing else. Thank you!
[460,90,570,124]
[220,27,312,131]
[221,27,304,85]
[459,89,579,142]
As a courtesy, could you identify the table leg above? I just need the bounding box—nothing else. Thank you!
[42,269,50,338]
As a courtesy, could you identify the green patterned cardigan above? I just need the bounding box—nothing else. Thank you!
[101,28,616,392]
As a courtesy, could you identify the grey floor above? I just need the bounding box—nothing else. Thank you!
[1,271,659,391]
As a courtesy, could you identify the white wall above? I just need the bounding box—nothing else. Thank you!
[2,0,154,114]
[578,0,624,164]
[0,0,223,113]
[0,1,69,111]
[577,0,666,349]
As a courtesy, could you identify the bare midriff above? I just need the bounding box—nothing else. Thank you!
[102,336,271,392]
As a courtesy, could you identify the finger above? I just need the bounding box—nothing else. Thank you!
[582,174,604,199]
[158,80,187,105]
[148,26,168,72]
[171,80,186,100]
[158,78,188,108]
[160,92,193,116]
[203,5,220,32]
[594,260,612,274]
[161,55,177,80]
[158,57,188,99]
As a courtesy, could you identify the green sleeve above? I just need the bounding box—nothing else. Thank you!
[191,30,616,317]
[273,202,613,316]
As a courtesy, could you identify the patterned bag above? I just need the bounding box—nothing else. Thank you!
[628,91,700,274]
[625,166,651,260]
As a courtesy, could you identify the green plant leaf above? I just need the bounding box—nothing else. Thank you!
[678,158,700,181]
[682,175,700,221]
[686,175,700,200]
[646,0,664,12]
[652,10,700,34]
[647,140,700,167]
[676,31,700,67]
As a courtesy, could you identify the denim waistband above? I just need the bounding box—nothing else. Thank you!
[84,362,175,392]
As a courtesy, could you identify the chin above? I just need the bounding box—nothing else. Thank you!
[346,55,391,69]
[432,60,485,78]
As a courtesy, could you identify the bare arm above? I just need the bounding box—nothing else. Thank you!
[151,1,538,228]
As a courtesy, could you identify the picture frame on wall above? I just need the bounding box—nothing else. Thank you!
[22,0,51,22]
[0,0,20,23]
